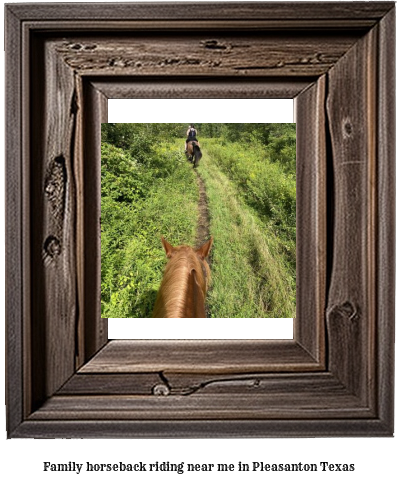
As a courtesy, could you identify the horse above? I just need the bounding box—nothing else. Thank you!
[186,140,202,168]
[152,236,213,318]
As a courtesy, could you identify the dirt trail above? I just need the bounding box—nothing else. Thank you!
[194,169,212,318]
[194,169,211,248]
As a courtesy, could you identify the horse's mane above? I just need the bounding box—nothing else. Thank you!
[152,245,211,318]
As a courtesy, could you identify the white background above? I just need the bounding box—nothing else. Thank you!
[108,98,294,339]
[1,1,398,486]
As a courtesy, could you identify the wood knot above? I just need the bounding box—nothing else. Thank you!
[340,301,358,321]
[343,119,353,137]
[152,383,170,396]
[201,40,227,50]
[83,44,97,51]
[327,301,358,322]
[45,155,66,215]
[44,181,56,197]
[43,236,62,265]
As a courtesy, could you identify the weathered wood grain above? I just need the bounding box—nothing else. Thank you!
[61,371,346,397]
[295,76,326,364]
[7,2,394,22]
[20,19,385,32]
[59,372,162,395]
[54,34,360,78]
[5,5,24,437]
[27,390,372,421]
[326,28,377,405]
[80,81,109,364]
[163,372,344,396]
[79,340,321,374]
[376,7,395,432]
[5,2,395,438]
[30,37,78,407]
[92,78,311,100]
[13,417,392,439]
[74,73,85,370]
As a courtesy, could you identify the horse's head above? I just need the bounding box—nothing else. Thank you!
[153,237,213,318]
[161,236,213,290]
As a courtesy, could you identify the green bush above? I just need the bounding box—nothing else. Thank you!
[101,123,296,318]
[101,138,198,318]
[204,138,296,265]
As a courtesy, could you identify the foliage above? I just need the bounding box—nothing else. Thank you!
[102,123,189,151]
[196,123,296,172]
[101,136,198,318]
[203,136,296,265]
[101,123,296,318]
[198,155,295,317]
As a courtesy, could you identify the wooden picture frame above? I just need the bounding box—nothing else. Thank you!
[5,2,395,438]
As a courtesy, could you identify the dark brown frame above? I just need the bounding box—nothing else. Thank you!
[5,2,395,438]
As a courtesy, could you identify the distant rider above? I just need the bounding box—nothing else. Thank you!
[185,125,200,152]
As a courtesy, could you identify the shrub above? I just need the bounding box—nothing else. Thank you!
[101,138,198,318]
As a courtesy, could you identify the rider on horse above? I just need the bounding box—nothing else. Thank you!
[185,125,200,152]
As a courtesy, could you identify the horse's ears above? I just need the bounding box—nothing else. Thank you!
[161,237,175,258]
[196,236,213,260]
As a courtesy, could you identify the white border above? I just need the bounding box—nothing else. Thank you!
[107,100,294,339]
[109,98,294,123]
[108,318,294,339]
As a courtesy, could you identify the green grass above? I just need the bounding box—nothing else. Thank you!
[198,149,296,318]
[204,138,296,266]
[101,130,296,319]
[101,141,198,318]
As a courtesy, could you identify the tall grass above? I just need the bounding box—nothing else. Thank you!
[101,125,296,319]
[101,141,198,318]
[198,149,295,318]
[204,138,296,266]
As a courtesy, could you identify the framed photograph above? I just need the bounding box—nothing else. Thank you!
[101,117,297,335]
[5,2,395,437]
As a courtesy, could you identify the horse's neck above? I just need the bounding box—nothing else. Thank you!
[153,251,207,318]
[185,269,206,318]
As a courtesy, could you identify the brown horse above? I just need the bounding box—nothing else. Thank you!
[152,236,213,318]
[186,141,202,168]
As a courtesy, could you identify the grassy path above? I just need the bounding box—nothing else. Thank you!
[194,170,211,248]
[101,139,295,319]
[101,142,198,318]
[197,148,295,318]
